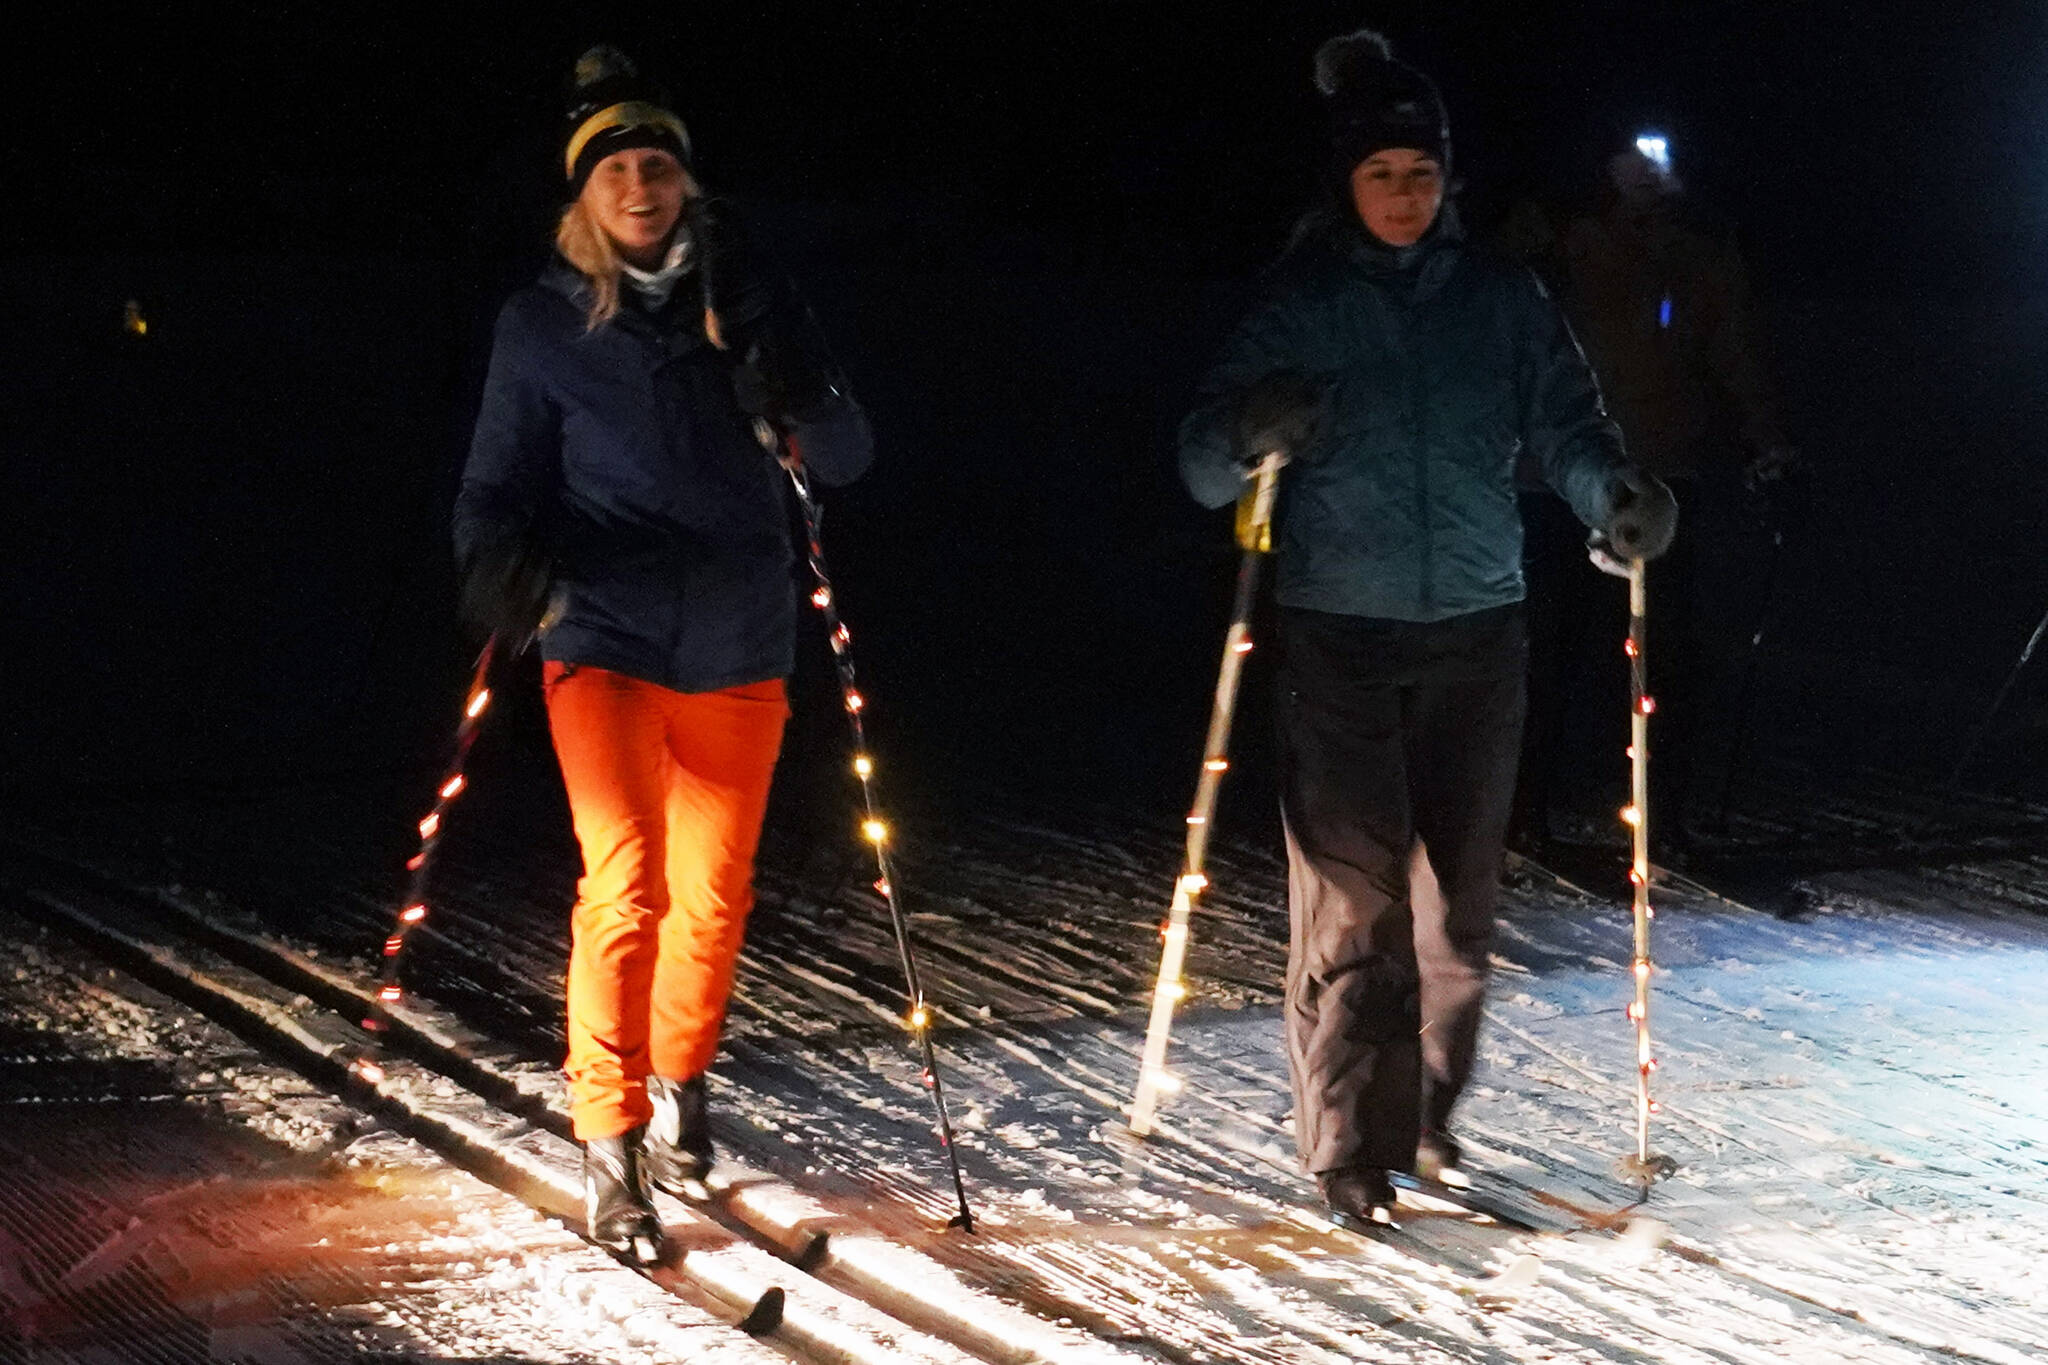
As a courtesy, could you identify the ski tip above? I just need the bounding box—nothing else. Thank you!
[737,1286,785,1336]
[794,1228,832,1271]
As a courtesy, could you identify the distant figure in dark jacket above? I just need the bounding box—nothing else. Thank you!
[1178,29,1675,1228]
[1543,142,1796,850]
[454,48,871,1263]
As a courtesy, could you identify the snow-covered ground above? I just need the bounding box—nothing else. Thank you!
[5,760,2048,1362]
[0,906,786,1364]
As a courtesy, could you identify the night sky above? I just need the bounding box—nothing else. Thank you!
[6,3,2048,795]
[12,4,2047,290]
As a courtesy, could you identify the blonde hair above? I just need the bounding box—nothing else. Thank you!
[554,174,702,331]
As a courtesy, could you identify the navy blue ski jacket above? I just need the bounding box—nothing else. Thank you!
[1179,210,1628,623]
[456,258,873,693]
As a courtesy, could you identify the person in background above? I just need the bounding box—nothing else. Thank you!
[1176,29,1675,1227]
[1538,137,1798,857]
[454,47,872,1263]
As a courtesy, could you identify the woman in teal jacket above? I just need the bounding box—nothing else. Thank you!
[1178,29,1674,1228]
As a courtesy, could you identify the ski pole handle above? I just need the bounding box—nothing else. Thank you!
[1234,451,1285,553]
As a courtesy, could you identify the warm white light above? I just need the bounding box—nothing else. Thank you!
[853,755,873,777]
[863,819,888,845]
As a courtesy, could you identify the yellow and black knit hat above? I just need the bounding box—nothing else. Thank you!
[564,46,692,195]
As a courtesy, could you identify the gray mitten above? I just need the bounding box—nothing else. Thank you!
[1603,466,1677,562]
[1234,371,1329,466]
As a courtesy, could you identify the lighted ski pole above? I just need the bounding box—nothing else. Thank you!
[773,428,975,1233]
[354,636,501,1083]
[1949,598,2048,786]
[1618,559,1675,1185]
[1129,450,1284,1138]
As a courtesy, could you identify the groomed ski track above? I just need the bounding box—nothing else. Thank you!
[6,759,2048,1364]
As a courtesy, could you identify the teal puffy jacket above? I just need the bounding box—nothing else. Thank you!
[1179,209,1627,623]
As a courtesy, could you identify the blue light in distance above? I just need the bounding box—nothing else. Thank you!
[1635,134,1671,171]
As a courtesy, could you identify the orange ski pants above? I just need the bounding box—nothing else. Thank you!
[543,662,788,1140]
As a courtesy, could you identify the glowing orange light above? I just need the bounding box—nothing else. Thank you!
[419,812,441,839]
[380,985,403,1003]
[355,1060,386,1084]
[384,937,404,956]
[1627,1002,1644,1021]
[405,854,426,871]
[812,588,832,609]
[1204,759,1229,772]
[908,1007,930,1030]
[1629,868,1644,886]
[1620,805,1642,827]
[440,775,466,800]
[1186,814,1207,825]
[1624,638,1639,657]
[1640,696,1658,715]
[853,755,874,777]
[1179,873,1208,894]
[863,819,888,845]
[466,689,491,720]
[845,691,865,712]
[874,878,892,897]
[401,904,427,924]
[1232,641,1253,655]
[1634,960,1651,978]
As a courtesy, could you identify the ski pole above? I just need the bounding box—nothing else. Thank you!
[1948,598,2048,787]
[1129,451,1284,1139]
[775,432,975,1233]
[1618,560,1675,1186]
[1713,521,1786,828]
[354,635,501,1083]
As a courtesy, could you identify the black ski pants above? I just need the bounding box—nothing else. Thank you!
[1276,603,1526,1176]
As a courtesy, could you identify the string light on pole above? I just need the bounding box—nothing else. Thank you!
[773,424,975,1233]
[352,637,501,1085]
[1129,450,1285,1138]
[1618,559,1678,1186]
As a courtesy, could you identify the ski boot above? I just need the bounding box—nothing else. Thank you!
[1320,1166,1399,1232]
[1416,1128,1470,1190]
[645,1073,713,1196]
[584,1128,666,1265]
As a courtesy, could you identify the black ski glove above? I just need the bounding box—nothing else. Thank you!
[458,536,555,645]
[1234,371,1329,467]
[690,196,847,427]
[731,323,845,428]
[690,196,787,344]
[1600,466,1678,562]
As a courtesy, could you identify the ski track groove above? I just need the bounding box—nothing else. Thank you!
[9,770,2048,1361]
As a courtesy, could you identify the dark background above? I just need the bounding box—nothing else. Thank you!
[6,2,2047,837]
